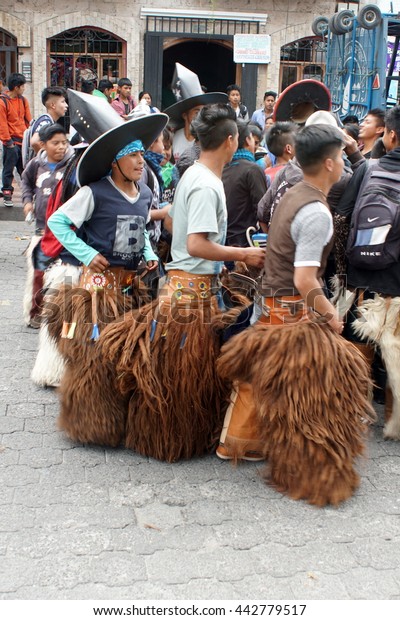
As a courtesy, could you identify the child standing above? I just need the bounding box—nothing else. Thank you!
[21,123,73,326]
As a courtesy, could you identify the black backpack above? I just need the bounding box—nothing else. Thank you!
[346,163,400,270]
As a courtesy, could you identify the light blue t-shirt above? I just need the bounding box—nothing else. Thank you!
[166,161,227,275]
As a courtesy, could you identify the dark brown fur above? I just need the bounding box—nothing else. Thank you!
[57,342,129,447]
[217,321,375,506]
[98,299,249,462]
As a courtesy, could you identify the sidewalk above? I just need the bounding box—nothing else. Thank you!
[1,220,400,600]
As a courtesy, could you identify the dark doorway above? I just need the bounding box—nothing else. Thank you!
[162,40,235,109]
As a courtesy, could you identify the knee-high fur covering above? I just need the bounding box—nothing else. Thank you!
[57,337,129,447]
[31,264,81,387]
[217,321,375,506]
[353,295,400,440]
[96,300,246,462]
[46,280,149,364]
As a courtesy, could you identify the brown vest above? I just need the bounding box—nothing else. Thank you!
[262,181,333,296]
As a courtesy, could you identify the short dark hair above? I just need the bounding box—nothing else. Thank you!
[343,123,360,142]
[385,105,400,142]
[248,122,263,142]
[162,127,173,148]
[38,123,67,143]
[81,80,95,94]
[98,79,113,92]
[226,84,241,95]
[295,125,344,173]
[191,103,237,151]
[264,90,277,100]
[118,77,132,88]
[367,108,385,127]
[41,86,67,106]
[138,90,151,101]
[267,121,297,157]
[7,72,26,91]
[342,114,359,125]
[237,120,253,149]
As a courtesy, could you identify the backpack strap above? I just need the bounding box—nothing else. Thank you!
[0,94,9,111]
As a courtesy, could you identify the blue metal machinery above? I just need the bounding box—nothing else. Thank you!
[312,4,400,121]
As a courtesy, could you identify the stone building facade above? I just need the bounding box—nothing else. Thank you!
[0,1,364,116]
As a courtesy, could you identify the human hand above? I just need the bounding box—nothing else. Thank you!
[146,259,158,271]
[327,315,344,335]
[23,202,34,217]
[342,132,359,155]
[88,253,109,271]
[242,247,265,269]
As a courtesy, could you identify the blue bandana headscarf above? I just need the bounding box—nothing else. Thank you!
[114,140,144,162]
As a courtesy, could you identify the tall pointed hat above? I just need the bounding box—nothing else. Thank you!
[66,89,168,186]
[164,63,228,129]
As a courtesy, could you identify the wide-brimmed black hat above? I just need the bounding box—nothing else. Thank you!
[273,80,331,124]
[67,89,168,186]
[164,63,228,129]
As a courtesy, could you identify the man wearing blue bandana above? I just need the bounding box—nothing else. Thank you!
[48,140,158,274]
[44,93,168,356]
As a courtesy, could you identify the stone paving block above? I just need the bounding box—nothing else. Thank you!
[19,446,63,468]
[42,433,81,450]
[128,460,176,484]
[255,540,358,578]
[0,556,36,593]
[230,575,295,599]
[0,447,19,466]
[109,482,155,508]
[290,571,349,600]
[0,504,35,532]
[131,578,239,600]
[0,486,14,505]
[134,501,185,531]
[133,523,212,557]
[0,532,11,555]
[7,527,113,560]
[34,503,136,531]
[347,538,400,570]
[0,416,24,433]
[62,446,106,466]
[13,483,64,507]
[85,462,131,484]
[340,566,400,599]
[105,448,149,466]
[38,463,86,486]
[24,416,58,434]
[2,430,43,450]
[1,464,40,486]
[62,483,110,506]
[6,402,45,418]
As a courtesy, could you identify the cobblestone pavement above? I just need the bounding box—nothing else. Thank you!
[1,220,400,601]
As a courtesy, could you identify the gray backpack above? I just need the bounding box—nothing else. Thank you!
[346,163,400,270]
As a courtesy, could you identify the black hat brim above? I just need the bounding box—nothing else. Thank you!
[77,113,169,187]
[164,93,228,128]
[273,80,331,124]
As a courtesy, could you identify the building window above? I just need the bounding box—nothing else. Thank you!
[47,28,126,89]
[280,37,326,92]
[0,29,17,82]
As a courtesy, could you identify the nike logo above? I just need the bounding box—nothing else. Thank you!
[367,217,379,222]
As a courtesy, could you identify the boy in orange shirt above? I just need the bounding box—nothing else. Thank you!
[0,72,32,207]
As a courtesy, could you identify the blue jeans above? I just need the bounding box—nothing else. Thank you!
[2,143,23,193]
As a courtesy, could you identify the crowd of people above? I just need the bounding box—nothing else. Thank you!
[2,65,400,508]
